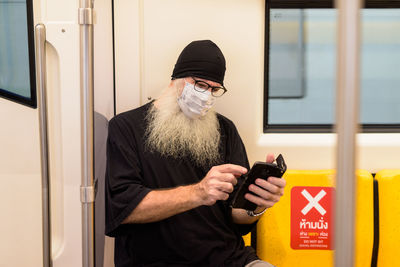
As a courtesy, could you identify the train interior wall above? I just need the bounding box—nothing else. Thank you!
[0,0,399,266]
[115,0,400,171]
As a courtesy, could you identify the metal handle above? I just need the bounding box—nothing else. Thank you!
[335,0,363,266]
[35,23,52,267]
[79,0,95,266]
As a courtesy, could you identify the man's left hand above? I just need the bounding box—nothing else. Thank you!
[244,153,287,210]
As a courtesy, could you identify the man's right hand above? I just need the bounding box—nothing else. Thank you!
[122,164,247,224]
[194,164,247,206]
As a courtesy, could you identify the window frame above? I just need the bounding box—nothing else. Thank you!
[264,0,400,133]
[0,0,37,108]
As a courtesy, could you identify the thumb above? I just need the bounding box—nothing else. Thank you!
[266,153,275,163]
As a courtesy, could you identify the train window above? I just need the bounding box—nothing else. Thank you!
[0,0,36,108]
[265,1,400,132]
[269,9,305,98]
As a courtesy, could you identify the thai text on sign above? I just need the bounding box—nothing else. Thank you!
[291,186,334,250]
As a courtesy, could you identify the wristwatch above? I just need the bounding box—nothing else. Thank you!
[246,208,267,217]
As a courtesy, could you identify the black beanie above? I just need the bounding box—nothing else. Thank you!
[171,40,226,85]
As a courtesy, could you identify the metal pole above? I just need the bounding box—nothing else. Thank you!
[79,0,95,267]
[35,23,52,267]
[334,0,362,266]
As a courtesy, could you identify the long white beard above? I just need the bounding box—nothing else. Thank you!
[145,85,221,168]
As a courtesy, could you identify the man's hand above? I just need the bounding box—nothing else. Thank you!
[195,164,247,206]
[245,153,287,210]
[123,164,247,224]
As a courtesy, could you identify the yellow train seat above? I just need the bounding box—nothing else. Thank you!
[256,170,374,267]
[375,170,400,267]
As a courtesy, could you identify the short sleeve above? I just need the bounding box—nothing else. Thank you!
[224,119,250,170]
[220,118,257,235]
[105,118,151,237]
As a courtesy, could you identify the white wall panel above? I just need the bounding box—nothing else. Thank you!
[1,0,113,266]
[115,0,400,171]
[114,0,141,114]
[0,100,43,267]
[93,1,115,266]
[0,0,43,266]
[115,0,268,164]
[45,21,82,267]
[40,0,83,266]
[94,0,114,120]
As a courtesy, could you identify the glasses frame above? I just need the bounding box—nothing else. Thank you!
[191,77,227,97]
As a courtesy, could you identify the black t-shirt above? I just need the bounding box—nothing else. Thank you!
[105,102,258,267]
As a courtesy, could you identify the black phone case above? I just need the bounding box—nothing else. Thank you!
[229,154,287,211]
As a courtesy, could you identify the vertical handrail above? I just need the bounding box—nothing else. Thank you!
[35,23,52,267]
[334,0,363,266]
[79,0,95,267]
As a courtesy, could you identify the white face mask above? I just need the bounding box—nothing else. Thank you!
[178,81,216,119]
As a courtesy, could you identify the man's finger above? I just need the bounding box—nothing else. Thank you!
[217,173,238,185]
[248,184,281,202]
[244,193,276,208]
[215,181,234,194]
[266,153,275,164]
[267,177,287,188]
[216,164,247,175]
[254,178,285,195]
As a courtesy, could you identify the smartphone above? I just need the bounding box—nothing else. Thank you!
[229,154,287,211]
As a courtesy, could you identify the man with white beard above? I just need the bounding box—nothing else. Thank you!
[105,40,286,267]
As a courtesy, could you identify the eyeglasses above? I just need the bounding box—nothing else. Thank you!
[191,77,227,97]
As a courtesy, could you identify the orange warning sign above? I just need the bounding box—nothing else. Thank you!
[291,186,334,250]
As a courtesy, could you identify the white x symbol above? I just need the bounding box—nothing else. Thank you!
[301,189,327,215]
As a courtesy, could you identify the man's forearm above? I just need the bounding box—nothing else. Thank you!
[122,184,203,224]
[122,164,246,224]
